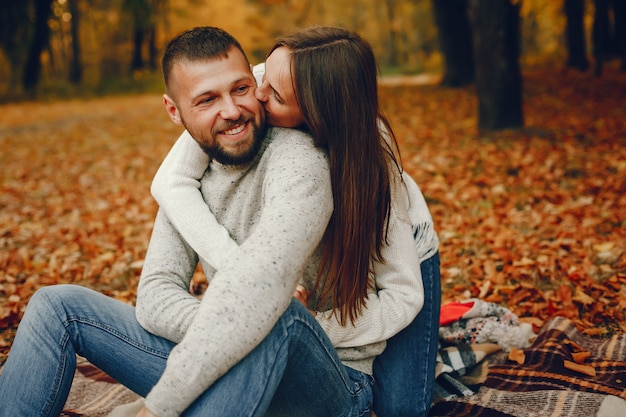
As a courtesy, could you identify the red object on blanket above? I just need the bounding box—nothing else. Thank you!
[439,301,475,326]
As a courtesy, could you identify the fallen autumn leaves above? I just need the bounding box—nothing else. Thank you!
[1,66,625,364]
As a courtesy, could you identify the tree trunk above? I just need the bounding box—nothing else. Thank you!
[131,26,145,72]
[564,0,589,71]
[148,26,157,71]
[0,2,30,77]
[468,0,523,131]
[613,0,626,70]
[432,0,474,86]
[384,0,400,67]
[593,0,611,76]
[22,0,54,92]
[125,0,153,73]
[69,0,83,84]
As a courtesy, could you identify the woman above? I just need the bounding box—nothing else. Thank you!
[152,26,441,416]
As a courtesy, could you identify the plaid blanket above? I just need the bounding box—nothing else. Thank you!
[428,316,626,417]
[61,359,139,417]
[55,316,625,416]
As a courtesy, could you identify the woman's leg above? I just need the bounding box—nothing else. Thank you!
[0,284,174,417]
[184,299,373,417]
[372,252,441,417]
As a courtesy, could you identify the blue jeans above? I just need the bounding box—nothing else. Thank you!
[372,252,441,417]
[0,285,372,417]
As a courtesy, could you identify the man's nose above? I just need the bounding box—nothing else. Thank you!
[220,97,242,119]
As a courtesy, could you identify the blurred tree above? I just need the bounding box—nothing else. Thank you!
[612,0,626,70]
[123,0,166,72]
[564,0,589,71]
[123,0,151,72]
[149,0,167,70]
[432,0,474,86]
[593,0,611,76]
[0,1,31,84]
[68,0,83,84]
[23,0,54,92]
[468,0,523,130]
[383,0,401,67]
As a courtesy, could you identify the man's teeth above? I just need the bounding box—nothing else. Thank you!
[224,124,245,135]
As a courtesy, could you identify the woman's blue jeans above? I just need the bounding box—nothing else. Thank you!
[0,285,373,417]
[373,252,441,417]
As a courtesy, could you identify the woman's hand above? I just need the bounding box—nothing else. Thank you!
[294,284,309,305]
[294,285,317,317]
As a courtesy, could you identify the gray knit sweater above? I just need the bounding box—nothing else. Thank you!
[140,126,437,416]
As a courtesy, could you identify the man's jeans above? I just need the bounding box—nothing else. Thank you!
[373,252,441,417]
[0,285,373,417]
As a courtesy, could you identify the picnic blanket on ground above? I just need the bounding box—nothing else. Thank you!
[428,316,626,417]
[61,359,139,417]
[56,316,626,416]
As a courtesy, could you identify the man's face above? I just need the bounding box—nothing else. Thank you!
[163,47,266,165]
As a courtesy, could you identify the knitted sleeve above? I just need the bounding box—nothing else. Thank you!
[143,131,333,417]
[151,130,239,270]
[314,172,437,348]
[315,202,425,348]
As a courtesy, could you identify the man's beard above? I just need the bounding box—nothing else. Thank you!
[193,119,267,166]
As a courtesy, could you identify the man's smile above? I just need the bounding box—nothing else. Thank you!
[223,123,245,135]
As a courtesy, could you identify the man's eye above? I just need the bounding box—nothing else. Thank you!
[201,97,216,104]
[236,85,250,94]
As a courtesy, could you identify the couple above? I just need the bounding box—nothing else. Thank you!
[0,26,440,417]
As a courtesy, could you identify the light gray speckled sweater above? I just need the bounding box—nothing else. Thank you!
[142,126,438,416]
[137,127,332,417]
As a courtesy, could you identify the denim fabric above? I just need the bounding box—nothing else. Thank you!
[0,285,372,417]
[372,252,441,417]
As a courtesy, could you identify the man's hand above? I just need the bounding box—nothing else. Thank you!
[136,406,159,417]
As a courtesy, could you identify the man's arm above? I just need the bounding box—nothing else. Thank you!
[141,130,332,417]
[135,208,202,343]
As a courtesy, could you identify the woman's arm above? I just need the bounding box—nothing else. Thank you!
[151,130,239,270]
[314,207,425,347]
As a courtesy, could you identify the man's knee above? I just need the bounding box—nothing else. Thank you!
[27,284,85,317]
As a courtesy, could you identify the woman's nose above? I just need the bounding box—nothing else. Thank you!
[255,81,269,102]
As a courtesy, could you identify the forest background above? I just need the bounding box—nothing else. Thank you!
[2,0,624,99]
[0,0,625,363]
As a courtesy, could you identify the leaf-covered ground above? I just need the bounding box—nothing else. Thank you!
[1,66,625,364]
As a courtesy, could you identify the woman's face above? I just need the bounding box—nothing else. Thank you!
[255,47,306,128]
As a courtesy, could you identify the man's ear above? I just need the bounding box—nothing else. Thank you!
[163,94,182,125]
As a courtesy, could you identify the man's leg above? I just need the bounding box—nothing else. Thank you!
[372,252,441,417]
[0,284,174,417]
[0,286,373,417]
[184,299,374,417]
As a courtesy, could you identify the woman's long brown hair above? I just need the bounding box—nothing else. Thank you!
[270,26,402,325]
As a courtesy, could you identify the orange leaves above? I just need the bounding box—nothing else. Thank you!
[508,348,526,365]
[0,69,625,365]
[381,67,626,338]
[562,340,597,377]
[0,95,182,362]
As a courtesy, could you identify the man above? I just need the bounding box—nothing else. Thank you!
[0,27,339,417]
[133,27,335,416]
